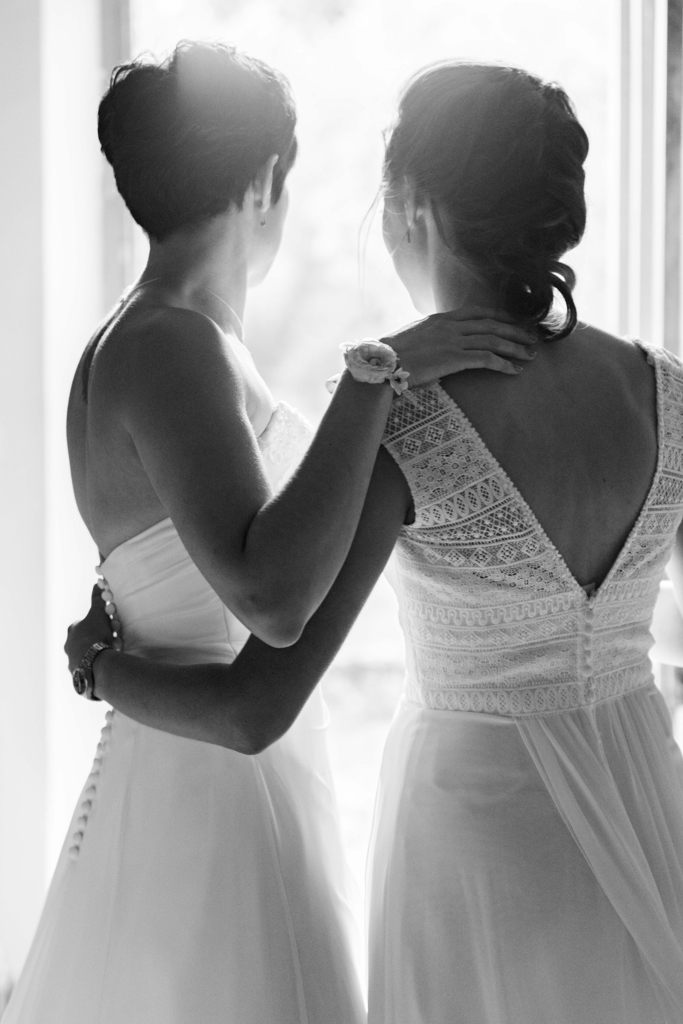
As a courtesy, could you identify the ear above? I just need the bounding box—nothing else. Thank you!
[401,176,431,235]
[402,177,418,236]
[253,154,280,216]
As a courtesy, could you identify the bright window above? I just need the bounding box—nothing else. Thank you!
[131,0,620,895]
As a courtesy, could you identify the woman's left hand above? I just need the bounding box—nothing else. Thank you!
[381,305,538,387]
[65,584,120,674]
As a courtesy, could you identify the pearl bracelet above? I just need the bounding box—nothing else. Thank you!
[325,339,410,396]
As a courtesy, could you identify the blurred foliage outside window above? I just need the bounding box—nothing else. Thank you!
[133,0,617,899]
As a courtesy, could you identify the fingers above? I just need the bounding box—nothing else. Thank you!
[64,578,121,672]
[475,337,536,361]
[458,322,538,346]
[454,350,525,375]
[435,306,517,324]
[64,623,77,656]
[427,310,538,346]
[87,601,111,626]
[425,335,536,373]
[435,338,535,364]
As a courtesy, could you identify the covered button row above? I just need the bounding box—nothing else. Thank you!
[68,709,114,860]
[579,602,596,681]
[96,572,123,648]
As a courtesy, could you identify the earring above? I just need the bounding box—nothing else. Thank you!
[406,225,411,244]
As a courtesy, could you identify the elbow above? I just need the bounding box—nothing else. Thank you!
[212,698,291,756]
[228,720,288,757]
[254,621,304,649]
[240,733,276,756]
[243,604,307,649]
[226,578,310,648]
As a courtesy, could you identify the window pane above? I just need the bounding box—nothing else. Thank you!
[131,0,619,899]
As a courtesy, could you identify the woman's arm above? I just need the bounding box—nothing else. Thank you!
[67,448,411,753]
[120,306,534,646]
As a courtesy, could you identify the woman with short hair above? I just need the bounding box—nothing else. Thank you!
[4,45,528,1024]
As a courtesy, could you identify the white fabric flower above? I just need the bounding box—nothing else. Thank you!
[325,339,410,396]
[341,339,399,382]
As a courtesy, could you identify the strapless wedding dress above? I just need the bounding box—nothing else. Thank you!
[369,342,683,1024]
[5,401,365,1024]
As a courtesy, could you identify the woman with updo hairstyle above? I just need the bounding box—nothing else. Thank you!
[6,43,532,1024]
[62,60,683,1023]
[381,61,588,338]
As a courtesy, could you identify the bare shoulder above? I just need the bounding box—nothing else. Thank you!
[90,305,246,419]
[96,305,242,382]
[568,322,656,406]
[571,322,648,367]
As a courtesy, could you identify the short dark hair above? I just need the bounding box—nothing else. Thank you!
[98,41,298,241]
[383,62,589,339]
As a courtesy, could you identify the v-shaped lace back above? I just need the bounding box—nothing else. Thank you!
[382,342,683,717]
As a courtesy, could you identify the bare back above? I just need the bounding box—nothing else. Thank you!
[439,325,658,590]
[67,296,274,559]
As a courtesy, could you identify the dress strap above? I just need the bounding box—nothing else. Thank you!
[634,344,683,543]
[382,384,476,525]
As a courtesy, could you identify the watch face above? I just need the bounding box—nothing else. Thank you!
[72,669,87,696]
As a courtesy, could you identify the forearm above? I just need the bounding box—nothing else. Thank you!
[93,605,358,756]
[239,372,394,640]
[93,449,409,752]
[94,572,369,756]
[94,650,257,752]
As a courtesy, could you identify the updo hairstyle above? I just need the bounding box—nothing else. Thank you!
[383,62,589,339]
[98,41,298,241]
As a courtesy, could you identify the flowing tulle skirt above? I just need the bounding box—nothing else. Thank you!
[5,688,365,1024]
[368,683,683,1024]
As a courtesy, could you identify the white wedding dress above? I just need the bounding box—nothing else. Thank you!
[5,390,365,1023]
[369,341,683,1024]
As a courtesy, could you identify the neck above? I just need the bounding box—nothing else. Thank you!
[140,213,248,337]
[431,257,498,314]
[422,211,500,313]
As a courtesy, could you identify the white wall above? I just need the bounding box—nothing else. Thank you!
[0,0,49,979]
[0,0,110,978]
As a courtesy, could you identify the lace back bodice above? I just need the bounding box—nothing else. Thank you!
[382,343,683,717]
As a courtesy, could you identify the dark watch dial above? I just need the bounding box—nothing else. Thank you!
[72,668,88,696]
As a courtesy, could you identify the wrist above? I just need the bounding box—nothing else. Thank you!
[339,367,394,396]
[338,370,396,414]
[72,641,113,701]
[326,340,410,397]
[91,648,118,701]
[325,367,394,405]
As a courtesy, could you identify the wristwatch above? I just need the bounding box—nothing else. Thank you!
[72,642,112,701]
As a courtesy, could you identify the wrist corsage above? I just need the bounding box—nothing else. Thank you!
[325,339,410,396]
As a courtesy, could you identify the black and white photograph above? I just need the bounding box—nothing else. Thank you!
[3,0,683,1021]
